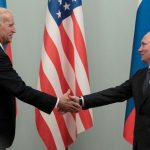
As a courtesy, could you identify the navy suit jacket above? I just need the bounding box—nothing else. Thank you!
[83,68,150,150]
[0,47,57,147]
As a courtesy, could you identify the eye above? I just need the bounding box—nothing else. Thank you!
[8,23,14,27]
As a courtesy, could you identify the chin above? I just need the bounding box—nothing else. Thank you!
[142,58,149,64]
[141,57,146,63]
[7,40,12,43]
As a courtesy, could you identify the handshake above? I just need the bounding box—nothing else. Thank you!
[57,89,82,113]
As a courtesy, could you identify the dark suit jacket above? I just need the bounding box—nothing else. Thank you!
[0,47,57,148]
[83,68,150,150]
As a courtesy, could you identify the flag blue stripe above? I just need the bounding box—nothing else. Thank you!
[125,0,150,120]
[0,0,6,8]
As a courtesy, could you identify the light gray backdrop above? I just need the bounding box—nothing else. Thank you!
[7,0,137,150]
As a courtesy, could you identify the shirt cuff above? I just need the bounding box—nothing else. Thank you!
[55,98,59,108]
[79,96,85,107]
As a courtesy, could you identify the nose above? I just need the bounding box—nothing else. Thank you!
[138,45,142,52]
[12,26,16,33]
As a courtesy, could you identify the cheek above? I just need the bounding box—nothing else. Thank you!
[147,51,150,57]
[144,50,150,58]
[0,29,7,37]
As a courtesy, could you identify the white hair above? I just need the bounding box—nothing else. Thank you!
[0,7,12,24]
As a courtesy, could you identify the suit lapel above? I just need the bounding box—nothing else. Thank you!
[0,46,6,55]
[142,81,150,101]
[138,68,150,107]
[0,46,12,64]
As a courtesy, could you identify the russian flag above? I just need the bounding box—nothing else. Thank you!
[0,0,6,7]
[123,0,150,144]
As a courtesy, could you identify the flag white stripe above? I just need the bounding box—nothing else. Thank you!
[45,8,76,93]
[76,114,85,133]
[138,0,142,8]
[41,46,62,97]
[37,81,66,150]
[42,46,75,137]
[75,50,90,94]
[62,9,92,135]
[73,6,86,43]
[62,17,90,95]
[62,11,92,134]
[41,111,66,150]
[42,46,77,141]
[63,113,76,141]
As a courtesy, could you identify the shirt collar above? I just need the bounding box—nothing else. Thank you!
[0,43,4,50]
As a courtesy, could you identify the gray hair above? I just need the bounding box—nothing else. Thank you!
[0,7,12,24]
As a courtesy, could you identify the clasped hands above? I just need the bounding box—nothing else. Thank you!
[57,89,81,113]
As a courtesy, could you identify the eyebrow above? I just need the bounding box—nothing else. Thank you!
[141,41,150,45]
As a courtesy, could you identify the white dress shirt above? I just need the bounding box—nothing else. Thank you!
[0,43,4,51]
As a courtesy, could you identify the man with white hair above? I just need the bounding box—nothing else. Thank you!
[0,8,81,150]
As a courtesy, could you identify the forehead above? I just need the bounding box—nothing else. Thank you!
[142,33,150,43]
[3,12,13,22]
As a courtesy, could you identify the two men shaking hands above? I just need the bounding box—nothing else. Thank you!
[58,89,84,113]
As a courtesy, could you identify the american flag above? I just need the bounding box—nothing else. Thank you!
[123,0,150,144]
[35,0,93,149]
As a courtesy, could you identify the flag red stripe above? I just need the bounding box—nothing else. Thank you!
[44,27,69,93]
[39,61,56,96]
[123,108,135,144]
[76,81,93,129]
[36,109,57,150]
[78,109,93,129]
[6,44,13,63]
[39,62,73,146]
[72,13,89,80]
[59,24,75,70]
[53,110,74,146]
[44,26,76,132]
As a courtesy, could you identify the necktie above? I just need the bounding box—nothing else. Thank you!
[143,69,150,94]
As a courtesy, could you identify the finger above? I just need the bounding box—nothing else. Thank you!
[63,105,77,113]
[69,95,77,102]
[72,102,81,108]
[69,103,81,112]
[58,104,74,113]
[58,108,67,114]
[69,95,75,99]
[66,89,71,95]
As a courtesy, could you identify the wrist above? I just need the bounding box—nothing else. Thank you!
[79,96,84,107]
[55,98,60,108]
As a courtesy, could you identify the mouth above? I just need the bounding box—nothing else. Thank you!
[140,53,144,56]
[9,35,13,39]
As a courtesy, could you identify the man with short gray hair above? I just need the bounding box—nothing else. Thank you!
[70,32,150,150]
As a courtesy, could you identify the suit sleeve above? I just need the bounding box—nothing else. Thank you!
[0,51,57,114]
[83,76,133,109]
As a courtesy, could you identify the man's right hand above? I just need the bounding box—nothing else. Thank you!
[69,95,80,104]
[57,89,81,113]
